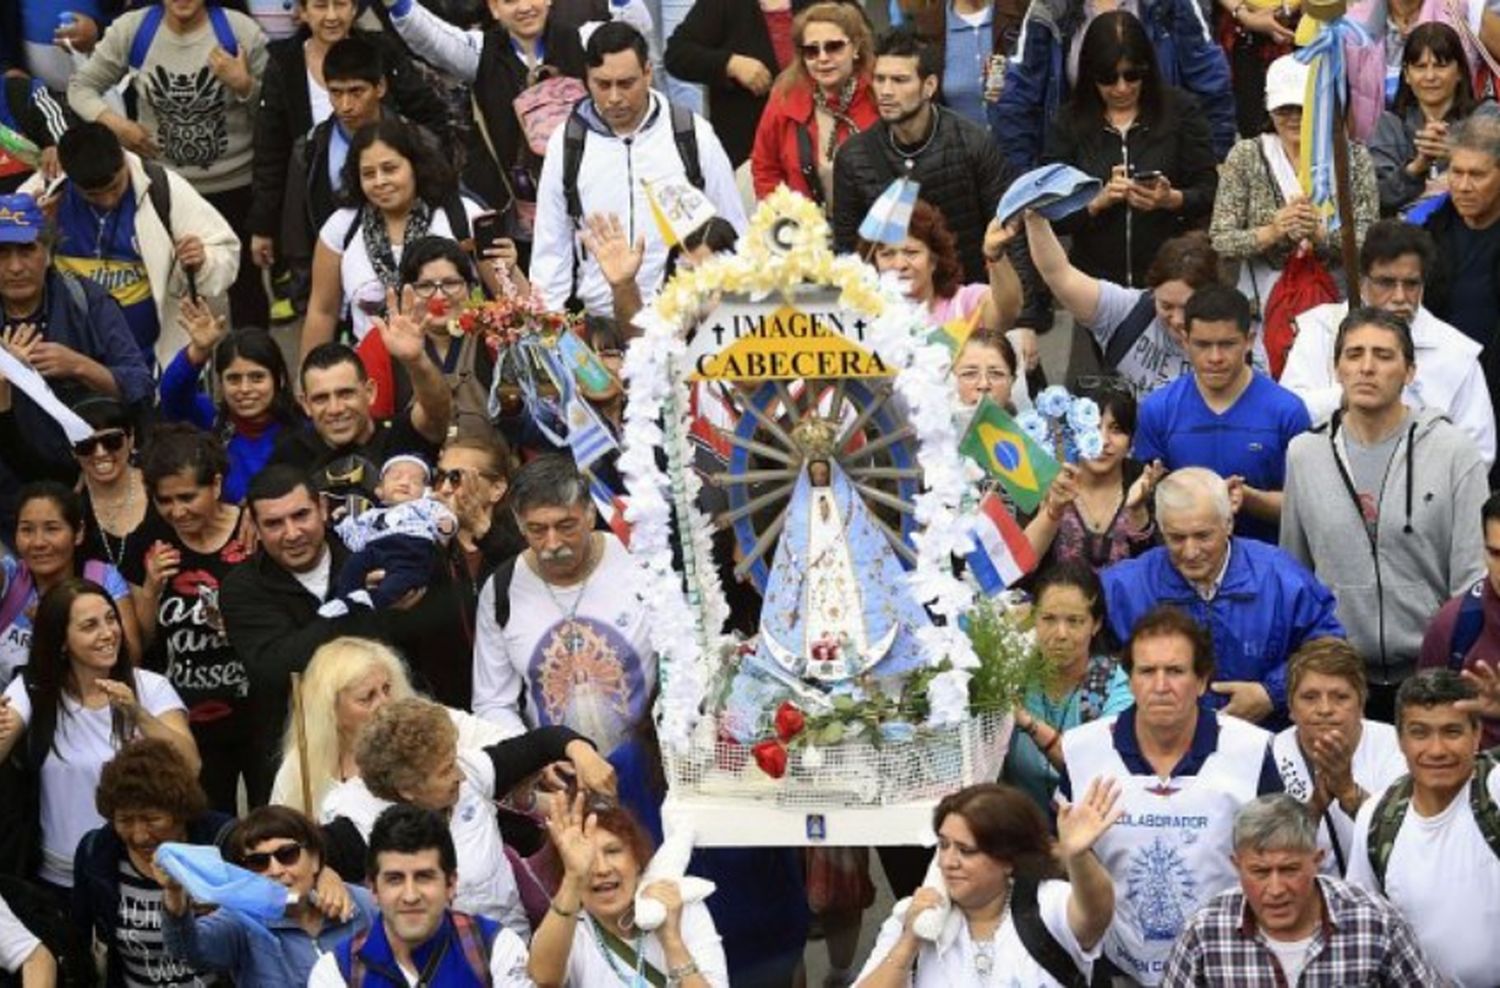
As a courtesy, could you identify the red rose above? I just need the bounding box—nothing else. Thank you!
[752,740,788,779]
[426,296,449,319]
[774,701,805,742]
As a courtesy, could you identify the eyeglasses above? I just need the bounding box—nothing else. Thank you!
[800,39,849,59]
[1102,67,1147,85]
[434,467,500,489]
[410,277,470,299]
[241,843,304,873]
[1367,275,1424,293]
[955,369,1013,384]
[73,430,128,457]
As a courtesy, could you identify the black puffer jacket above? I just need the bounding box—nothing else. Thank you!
[1044,86,1218,289]
[832,105,1048,328]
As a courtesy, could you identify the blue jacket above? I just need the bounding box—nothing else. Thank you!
[163,881,377,987]
[158,347,290,504]
[0,270,153,472]
[337,910,504,987]
[1100,538,1345,724]
[73,812,236,988]
[992,0,1236,170]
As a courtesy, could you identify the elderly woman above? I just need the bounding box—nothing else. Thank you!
[270,637,510,816]
[1272,638,1406,875]
[1043,12,1219,291]
[1005,564,1132,813]
[72,739,230,988]
[1024,383,1162,569]
[1370,23,1484,217]
[321,696,615,937]
[1211,53,1378,317]
[529,793,730,986]
[750,1,878,208]
[160,805,375,987]
[854,781,1119,986]
[0,580,197,893]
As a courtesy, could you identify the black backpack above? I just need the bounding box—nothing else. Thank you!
[1010,875,1089,988]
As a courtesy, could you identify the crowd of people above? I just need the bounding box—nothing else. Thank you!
[6,0,1500,984]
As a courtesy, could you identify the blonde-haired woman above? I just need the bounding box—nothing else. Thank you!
[269,637,511,814]
[750,1,878,209]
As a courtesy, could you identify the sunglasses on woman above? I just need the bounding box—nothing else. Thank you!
[434,467,500,490]
[1103,67,1147,85]
[241,842,304,872]
[72,430,128,457]
[800,39,849,59]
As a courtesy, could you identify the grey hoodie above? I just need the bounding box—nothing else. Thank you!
[1281,406,1487,684]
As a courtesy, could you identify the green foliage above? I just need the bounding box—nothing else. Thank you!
[966,597,1049,712]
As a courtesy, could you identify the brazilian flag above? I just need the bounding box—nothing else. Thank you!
[959,397,1060,513]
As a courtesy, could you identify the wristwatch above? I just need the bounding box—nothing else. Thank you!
[668,961,701,985]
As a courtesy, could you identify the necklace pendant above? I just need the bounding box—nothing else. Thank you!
[974,949,993,976]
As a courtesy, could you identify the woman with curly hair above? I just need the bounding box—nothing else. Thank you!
[73,739,226,988]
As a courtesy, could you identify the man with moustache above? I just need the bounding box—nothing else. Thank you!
[472,455,656,757]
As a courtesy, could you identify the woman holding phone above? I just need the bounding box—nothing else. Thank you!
[1042,11,1217,290]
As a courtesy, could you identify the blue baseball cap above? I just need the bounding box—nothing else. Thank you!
[997,164,1103,226]
[0,194,44,245]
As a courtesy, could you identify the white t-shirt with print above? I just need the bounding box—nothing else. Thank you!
[0,558,132,688]
[318,197,486,341]
[1345,760,1500,987]
[306,923,532,987]
[4,669,185,887]
[858,879,1097,987]
[564,902,728,987]
[1272,720,1406,875]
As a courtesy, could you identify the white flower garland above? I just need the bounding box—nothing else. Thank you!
[622,189,979,751]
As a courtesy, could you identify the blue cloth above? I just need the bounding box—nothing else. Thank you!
[1099,538,1345,725]
[21,1,104,46]
[1003,655,1131,813]
[1132,370,1311,543]
[332,532,438,610]
[943,2,994,126]
[158,349,288,504]
[991,0,1235,170]
[337,910,499,988]
[1057,706,1286,798]
[155,843,289,923]
[329,122,351,192]
[53,181,160,360]
[162,882,376,988]
[997,163,1102,225]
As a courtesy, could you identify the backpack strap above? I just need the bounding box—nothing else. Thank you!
[1367,774,1416,892]
[1449,579,1488,672]
[561,114,588,225]
[669,103,704,191]
[450,912,498,986]
[0,566,35,636]
[1101,290,1157,370]
[1010,875,1087,988]
[490,556,519,630]
[442,194,474,254]
[141,161,174,241]
[127,5,166,71]
[794,123,824,209]
[1469,752,1500,864]
[207,6,238,57]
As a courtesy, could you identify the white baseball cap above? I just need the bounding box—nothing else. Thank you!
[1265,53,1310,112]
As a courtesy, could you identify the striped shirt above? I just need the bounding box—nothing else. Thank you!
[1160,875,1447,987]
[115,859,218,988]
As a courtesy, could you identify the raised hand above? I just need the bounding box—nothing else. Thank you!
[0,323,40,366]
[373,286,428,365]
[564,739,619,798]
[144,541,183,597]
[179,297,227,363]
[545,791,601,881]
[207,46,253,97]
[1055,776,1123,859]
[1042,463,1080,522]
[581,212,643,289]
[1459,660,1500,719]
[1125,459,1165,513]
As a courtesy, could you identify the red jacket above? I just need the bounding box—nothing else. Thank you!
[750,75,878,201]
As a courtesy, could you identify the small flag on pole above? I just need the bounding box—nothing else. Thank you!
[586,471,632,546]
[966,492,1038,595]
[928,302,984,356]
[858,177,921,246]
[958,397,1060,514]
[645,176,717,248]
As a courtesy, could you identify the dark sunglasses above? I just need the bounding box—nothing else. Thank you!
[434,467,500,489]
[73,430,128,457]
[800,39,849,58]
[1102,67,1147,85]
[241,842,304,873]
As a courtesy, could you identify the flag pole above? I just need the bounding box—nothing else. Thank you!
[1305,0,1361,300]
